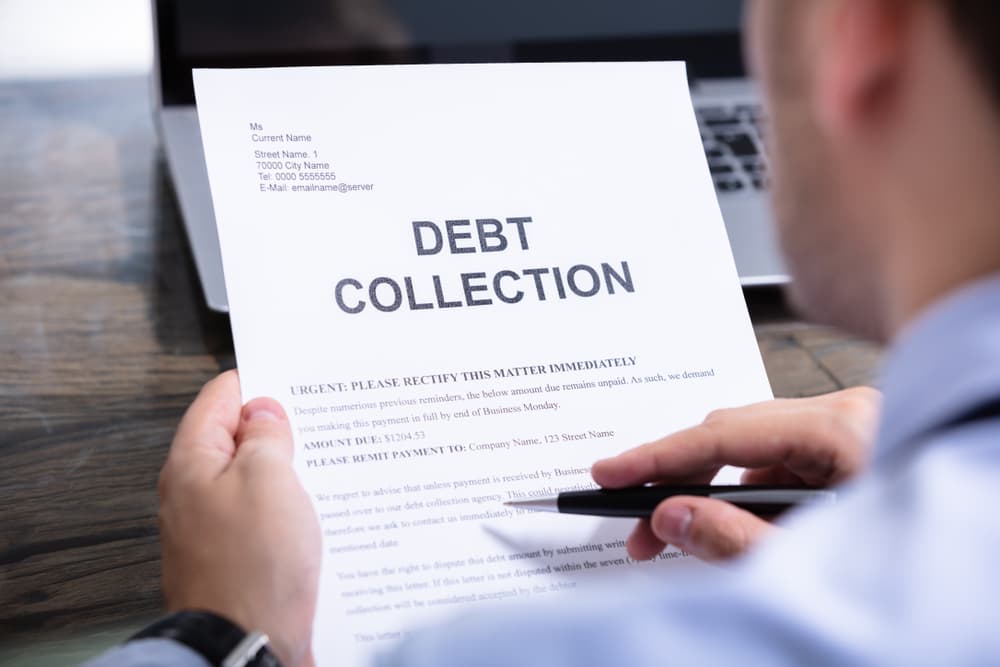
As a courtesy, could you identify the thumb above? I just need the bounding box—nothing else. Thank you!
[649,496,774,561]
[234,397,295,465]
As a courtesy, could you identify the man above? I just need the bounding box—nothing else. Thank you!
[87,0,1000,664]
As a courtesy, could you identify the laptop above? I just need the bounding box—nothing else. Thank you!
[153,0,787,312]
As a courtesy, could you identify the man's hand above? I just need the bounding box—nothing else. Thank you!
[158,371,321,667]
[592,387,881,562]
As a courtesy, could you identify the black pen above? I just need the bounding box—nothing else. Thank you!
[504,485,836,519]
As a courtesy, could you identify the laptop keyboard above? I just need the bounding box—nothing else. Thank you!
[696,104,770,194]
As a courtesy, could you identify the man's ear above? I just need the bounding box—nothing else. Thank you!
[815,0,911,141]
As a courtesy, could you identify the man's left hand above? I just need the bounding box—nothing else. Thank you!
[158,371,321,667]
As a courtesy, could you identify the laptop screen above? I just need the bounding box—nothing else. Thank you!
[157,0,744,106]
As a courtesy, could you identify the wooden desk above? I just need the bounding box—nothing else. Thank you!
[0,77,881,658]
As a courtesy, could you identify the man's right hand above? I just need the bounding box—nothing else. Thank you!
[591,387,881,562]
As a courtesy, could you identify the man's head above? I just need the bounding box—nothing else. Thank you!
[745,0,1000,341]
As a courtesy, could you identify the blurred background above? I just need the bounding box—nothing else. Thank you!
[0,0,152,80]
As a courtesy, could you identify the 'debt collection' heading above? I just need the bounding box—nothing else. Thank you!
[334,216,635,315]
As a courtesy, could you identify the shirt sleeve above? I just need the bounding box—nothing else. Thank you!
[81,638,212,667]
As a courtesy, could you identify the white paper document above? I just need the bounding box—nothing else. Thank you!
[193,62,772,666]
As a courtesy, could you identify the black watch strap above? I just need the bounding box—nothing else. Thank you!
[130,610,282,667]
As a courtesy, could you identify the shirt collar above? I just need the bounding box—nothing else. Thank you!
[875,272,1000,464]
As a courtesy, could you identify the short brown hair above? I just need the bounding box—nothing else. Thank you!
[944,0,1000,105]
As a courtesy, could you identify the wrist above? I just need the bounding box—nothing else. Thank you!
[131,610,282,667]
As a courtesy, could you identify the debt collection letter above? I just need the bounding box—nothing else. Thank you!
[193,62,773,666]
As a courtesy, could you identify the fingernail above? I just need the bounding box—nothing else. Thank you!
[244,401,282,423]
[656,506,692,544]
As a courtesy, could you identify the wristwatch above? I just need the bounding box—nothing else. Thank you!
[130,610,282,667]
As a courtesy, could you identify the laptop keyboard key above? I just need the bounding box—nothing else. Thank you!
[715,178,745,192]
[698,104,769,197]
[702,118,741,129]
[695,105,726,117]
[715,132,758,157]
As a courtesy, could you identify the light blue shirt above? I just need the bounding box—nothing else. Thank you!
[86,274,1000,667]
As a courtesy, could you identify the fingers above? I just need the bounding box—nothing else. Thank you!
[740,464,809,487]
[162,372,295,493]
[647,496,774,562]
[591,419,724,488]
[233,397,295,468]
[591,402,802,488]
[590,408,784,488]
[164,370,243,484]
[592,388,880,489]
[625,520,667,561]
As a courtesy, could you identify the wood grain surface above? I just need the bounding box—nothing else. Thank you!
[0,76,881,648]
